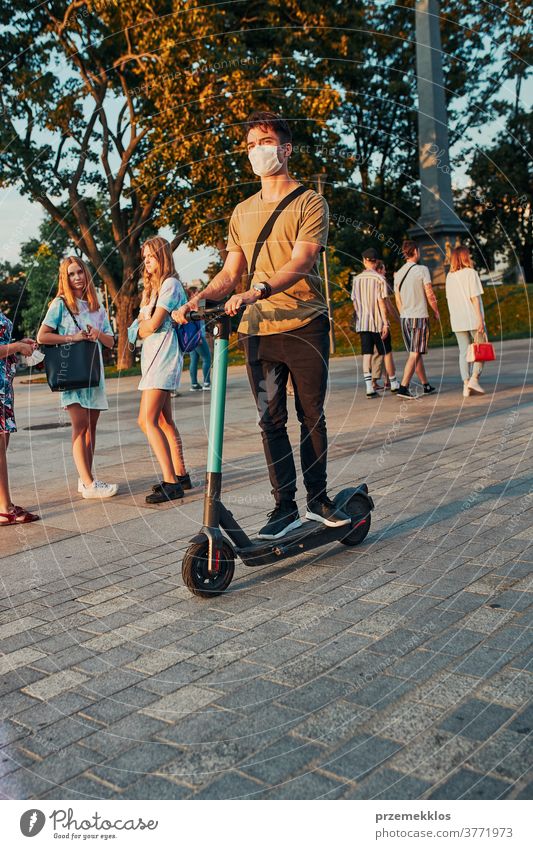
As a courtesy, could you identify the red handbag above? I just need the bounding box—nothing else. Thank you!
[466,331,496,363]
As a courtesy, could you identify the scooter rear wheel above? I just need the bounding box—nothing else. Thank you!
[182,540,235,597]
[340,493,372,546]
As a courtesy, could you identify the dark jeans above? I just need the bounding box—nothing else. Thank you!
[243,315,330,505]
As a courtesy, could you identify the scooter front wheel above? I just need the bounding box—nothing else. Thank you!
[182,540,235,597]
[340,493,372,546]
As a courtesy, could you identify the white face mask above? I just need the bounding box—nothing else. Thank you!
[248,144,284,177]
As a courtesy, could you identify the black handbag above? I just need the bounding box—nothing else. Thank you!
[43,299,101,392]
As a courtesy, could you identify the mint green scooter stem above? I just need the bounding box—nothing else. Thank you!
[206,333,229,474]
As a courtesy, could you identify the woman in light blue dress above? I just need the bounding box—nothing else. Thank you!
[134,236,191,504]
[38,257,118,499]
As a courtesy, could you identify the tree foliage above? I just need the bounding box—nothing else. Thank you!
[458,108,532,280]
[0,0,530,366]
[0,262,27,337]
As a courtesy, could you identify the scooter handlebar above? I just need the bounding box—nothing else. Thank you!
[189,303,244,322]
[188,304,228,321]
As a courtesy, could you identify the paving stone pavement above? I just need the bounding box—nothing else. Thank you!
[0,340,531,800]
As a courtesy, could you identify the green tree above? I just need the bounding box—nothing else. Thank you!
[301,0,532,275]
[1,0,529,368]
[0,261,27,337]
[0,1,343,366]
[458,107,532,281]
[19,242,63,338]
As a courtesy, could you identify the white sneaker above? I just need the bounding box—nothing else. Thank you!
[82,480,118,499]
[463,381,472,397]
[468,376,485,394]
[390,378,400,393]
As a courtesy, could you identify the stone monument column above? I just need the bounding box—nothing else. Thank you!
[409,0,467,284]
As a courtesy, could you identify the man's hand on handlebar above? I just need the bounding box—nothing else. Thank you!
[224,289,260,316]
[172,299,199,325]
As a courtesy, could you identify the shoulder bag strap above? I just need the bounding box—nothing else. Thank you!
[142,331,170,379]
[398,263,417,294]
[148,276,182,319]
[59,297,83,332]
[248,184,308,281]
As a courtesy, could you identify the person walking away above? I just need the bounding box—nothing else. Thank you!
[445,246,486,397]
[393,240,439,399]
[371,260,395,390]
[351,248,400,397]
[38,258,118,498]
[371,350,385,391]
[175,110,350,539]
[134,236,192,503]
[184,285,211,391]
[189,322,212,391]
[0,312,40,524]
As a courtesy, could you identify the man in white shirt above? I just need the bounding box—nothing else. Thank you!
[351,248,400,397]
[393,240,440,399]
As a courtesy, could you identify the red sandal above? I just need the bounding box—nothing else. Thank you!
[0,505,40,525]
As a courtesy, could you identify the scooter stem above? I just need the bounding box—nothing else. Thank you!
[206,314,231,475]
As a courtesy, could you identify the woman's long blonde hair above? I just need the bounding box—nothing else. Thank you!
[57,256,99,314]
[141,236,177,306]
[450,246,474,273]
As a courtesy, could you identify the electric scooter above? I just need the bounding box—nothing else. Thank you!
[181,305,374,597]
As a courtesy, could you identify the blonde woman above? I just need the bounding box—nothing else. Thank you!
[135,237,190,504]
[38,258,118,497]
[445,246,486,397]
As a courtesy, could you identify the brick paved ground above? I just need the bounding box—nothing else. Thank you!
[0,339,531,800]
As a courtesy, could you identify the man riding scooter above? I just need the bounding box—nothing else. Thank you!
[175,110,350,540]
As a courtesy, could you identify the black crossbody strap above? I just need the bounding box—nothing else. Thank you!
[248,184,308,281]
[398,263,417,293]
[59,297,83,332]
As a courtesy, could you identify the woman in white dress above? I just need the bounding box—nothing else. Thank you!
[445,246,486,397]
[135,237,191,504]
[38,258,118,497]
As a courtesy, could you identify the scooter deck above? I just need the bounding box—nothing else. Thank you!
[214,485,373,568]
[220,511,364,568]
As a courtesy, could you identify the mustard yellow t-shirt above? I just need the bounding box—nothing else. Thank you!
[226,186,329,336]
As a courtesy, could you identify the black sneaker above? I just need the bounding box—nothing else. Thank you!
[190,383,201,392]
[397,385,417,400]
[305,496,351,527]
[257,502,302,539]
[152,473,192,492]
[145,481,184,504]
[177,473,192,490]
[366,389,378,398]
[423,384,436,395]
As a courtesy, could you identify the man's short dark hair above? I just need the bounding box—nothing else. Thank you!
[245,111,292,144]
[362,248,378,261]
[402,239,418,259]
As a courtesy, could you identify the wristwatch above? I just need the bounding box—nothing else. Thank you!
[252,282,272,300]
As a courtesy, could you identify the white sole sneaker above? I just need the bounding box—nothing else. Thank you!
[82,482,119,499]
[305,510,351,527]
[468,378,485,394]
[257,518,302,540]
